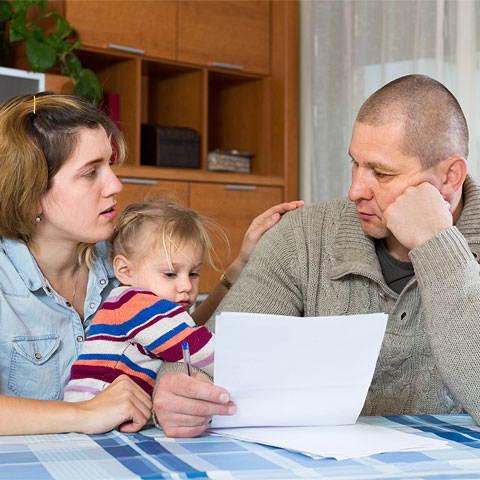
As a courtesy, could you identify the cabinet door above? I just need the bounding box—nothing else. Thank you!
[178,1,270,75]
[64,1,177,60]
[190,183,282,293]
[116,179,189,217]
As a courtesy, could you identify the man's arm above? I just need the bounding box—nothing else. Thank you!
[384,181,480,423]
[409,226,480,424]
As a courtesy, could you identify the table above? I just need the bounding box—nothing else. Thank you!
[2,415,480,479]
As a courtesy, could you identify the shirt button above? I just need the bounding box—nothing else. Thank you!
[45,287,51,293]
[35,353,41,359]
[66,301,72,307]
[77,336,84,343]
[89,303,96,310]
[401,312,407,320]
[379,292,386,298]
[100,279,106,286]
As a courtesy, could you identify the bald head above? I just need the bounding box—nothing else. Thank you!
[356,74,468,169]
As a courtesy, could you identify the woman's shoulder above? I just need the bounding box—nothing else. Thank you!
[0,237,38,295]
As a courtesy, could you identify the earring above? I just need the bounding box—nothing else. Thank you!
[35,215,41,223]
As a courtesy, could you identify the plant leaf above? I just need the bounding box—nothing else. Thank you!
[26,36,56,71]
[73,68,102,105]
[55,13,71,39]
[9,10,30,41]
[0,1,12,22]
[64,51,81,77]
[12,1,37,13]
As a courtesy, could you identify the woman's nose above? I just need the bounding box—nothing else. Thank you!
[103,170,123,197]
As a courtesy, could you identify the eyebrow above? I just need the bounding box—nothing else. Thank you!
[76,158,103,171]
[348,152,396,173]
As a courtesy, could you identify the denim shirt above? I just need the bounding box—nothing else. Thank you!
[0,238,119,400]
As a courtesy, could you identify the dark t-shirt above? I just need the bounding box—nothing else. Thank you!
[375,239,415,294]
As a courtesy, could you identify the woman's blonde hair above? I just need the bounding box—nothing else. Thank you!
[112,200,227,270]
[0,92,126,256]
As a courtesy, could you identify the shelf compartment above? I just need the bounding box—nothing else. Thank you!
[76,49,141,167]
[208,71,267,176]
[141,61,205,168]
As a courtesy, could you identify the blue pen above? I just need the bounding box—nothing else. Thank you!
[182,341,192,376]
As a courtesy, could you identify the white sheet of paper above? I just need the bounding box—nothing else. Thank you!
[211,312,388,428]
[210,423,449,460]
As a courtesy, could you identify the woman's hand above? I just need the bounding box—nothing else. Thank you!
[230,200,304,277]
[74,375,153,434]
[153,372,236,437]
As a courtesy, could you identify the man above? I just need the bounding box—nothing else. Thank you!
[153,74,480,438]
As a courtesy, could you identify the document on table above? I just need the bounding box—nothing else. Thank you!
[210,311,450,459]
[210,423,449,460]
[211,311,388,428]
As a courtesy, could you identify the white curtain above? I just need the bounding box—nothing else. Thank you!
[300,0,479,203]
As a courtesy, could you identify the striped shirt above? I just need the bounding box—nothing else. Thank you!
[63,286,214,401]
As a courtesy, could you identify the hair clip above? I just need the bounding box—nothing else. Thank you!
[33,95,36,114]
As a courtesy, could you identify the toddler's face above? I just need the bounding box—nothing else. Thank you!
[125,242,203,310]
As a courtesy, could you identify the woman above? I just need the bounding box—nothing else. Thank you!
[0,92,302,435]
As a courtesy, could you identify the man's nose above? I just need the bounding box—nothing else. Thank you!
[348,167,372,202]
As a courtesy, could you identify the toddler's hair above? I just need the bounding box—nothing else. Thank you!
[112,200,227,270]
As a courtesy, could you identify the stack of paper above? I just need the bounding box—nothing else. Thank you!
[210,312,450,459]
[210,423,449,460]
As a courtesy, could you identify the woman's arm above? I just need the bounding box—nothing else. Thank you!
[0,375,152,435]
[191,200,304,325]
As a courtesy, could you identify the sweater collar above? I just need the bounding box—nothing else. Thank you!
[330,174,480,281]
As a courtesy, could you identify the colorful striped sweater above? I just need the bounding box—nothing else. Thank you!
[63,286,214,401]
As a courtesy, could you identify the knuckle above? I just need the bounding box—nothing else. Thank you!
[191,400,205,416]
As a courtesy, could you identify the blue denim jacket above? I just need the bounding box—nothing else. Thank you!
[0,238,119,400]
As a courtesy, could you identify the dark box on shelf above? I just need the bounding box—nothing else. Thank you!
[141,124,200,168]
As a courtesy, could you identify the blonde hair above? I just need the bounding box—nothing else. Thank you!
[112,200,227,270]
[0,92,126,264]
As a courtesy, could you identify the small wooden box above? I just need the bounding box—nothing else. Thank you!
[141,124,200,168]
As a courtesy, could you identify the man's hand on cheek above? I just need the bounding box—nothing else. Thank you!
[383,182,453,251]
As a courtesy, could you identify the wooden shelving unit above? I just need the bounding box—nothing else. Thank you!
[14,0,298,292]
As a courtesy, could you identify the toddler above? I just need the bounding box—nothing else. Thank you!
[63,200,217,401]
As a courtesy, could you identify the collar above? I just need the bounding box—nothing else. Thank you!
[330,175,480,283]
[0,238,116,292]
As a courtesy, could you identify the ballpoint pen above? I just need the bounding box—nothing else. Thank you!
[182,341,192,376]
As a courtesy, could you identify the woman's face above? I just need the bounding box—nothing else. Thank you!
[38,126,123,245]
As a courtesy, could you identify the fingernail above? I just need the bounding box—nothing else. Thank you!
[228,405,237,415]
[219,393,229,403]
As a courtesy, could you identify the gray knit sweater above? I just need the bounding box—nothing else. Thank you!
[157,176,480,423]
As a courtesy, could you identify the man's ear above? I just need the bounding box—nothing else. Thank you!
[438,156,468,197]
[113,254,134,286]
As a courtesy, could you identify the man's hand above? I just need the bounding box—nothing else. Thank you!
[153,372,236,438]
[383,182,453,251]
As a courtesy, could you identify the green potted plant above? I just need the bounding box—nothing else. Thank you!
[0,0,101,104]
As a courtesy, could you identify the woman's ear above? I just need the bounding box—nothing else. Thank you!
[113,254,134,285]
[438,156,468,197]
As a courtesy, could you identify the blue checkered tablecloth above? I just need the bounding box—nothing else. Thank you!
[2,415,480,479]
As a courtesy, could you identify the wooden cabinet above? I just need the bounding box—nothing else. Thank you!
[116,179,189,215]
[177,1,270,75]
[14,0,298,292]
[190,183,282,292]
[64,1,177,60]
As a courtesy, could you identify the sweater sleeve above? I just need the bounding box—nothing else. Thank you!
[115,291,214,377]
[409,226,480,424]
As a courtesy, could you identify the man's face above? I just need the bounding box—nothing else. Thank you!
[348,121,439,240]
